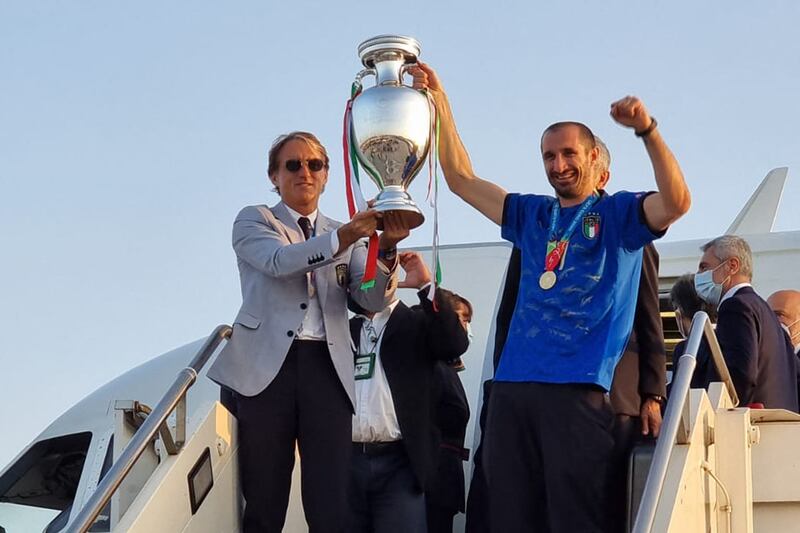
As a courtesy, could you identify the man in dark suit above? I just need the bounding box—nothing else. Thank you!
[696,235,798,410]
[426,294,473,533]
[669,273,719,391]
[348,251,469,533]
[465,138,667,533]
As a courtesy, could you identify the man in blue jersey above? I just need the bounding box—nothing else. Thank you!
[410,64,690,532]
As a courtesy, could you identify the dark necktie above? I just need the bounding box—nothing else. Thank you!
[298,217,313,241]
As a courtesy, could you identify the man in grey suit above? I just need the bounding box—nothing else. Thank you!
[208,131,408,533]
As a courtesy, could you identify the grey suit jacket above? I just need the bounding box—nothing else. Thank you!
[208,202,396,407]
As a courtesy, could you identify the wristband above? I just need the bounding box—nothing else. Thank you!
[647,394,665,405]
[635,117,658,138]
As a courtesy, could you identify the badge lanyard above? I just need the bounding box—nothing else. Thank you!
[539,194,598,290]
[354,318,389,380]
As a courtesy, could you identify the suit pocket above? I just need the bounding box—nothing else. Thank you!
[234,310,261,330]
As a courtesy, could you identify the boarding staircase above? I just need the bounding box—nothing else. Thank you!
[631,312,800,533]
[51,315,800,532]
[63,325,241,533]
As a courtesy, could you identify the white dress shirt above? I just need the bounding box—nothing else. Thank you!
[284,206,339,340]
[352,300,402,443]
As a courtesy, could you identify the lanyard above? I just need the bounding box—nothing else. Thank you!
[543,193,598,272]
[359,318,390,355]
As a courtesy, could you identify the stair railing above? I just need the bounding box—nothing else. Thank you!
[633,311,738,533]
[66,324,232,533]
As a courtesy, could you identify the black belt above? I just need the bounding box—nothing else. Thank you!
[352,440,404,456]
[440,442,470,461]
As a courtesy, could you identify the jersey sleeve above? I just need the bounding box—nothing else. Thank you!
[502,193,546,247]
[614,191,666,251]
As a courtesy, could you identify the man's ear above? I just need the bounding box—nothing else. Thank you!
[727,256,742,276]
[597,170,610,190]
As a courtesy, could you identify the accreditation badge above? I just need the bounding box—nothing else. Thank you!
[354,352,376,380]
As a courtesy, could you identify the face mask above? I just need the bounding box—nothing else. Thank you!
[781,319,800,344]
[694,262,728,306]
[466,322,474,346]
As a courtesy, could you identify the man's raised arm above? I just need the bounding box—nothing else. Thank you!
[409,63,507,226]
[610,96,691,231]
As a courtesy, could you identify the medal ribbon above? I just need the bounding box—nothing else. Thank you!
[543,194,599,272]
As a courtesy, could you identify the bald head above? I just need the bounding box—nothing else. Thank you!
[768,289,800,343]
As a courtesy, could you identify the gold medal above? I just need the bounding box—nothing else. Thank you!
[539,270,557,290]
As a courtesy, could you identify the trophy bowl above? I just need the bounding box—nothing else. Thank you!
[350,34,431,230]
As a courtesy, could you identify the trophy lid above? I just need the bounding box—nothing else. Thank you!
[358,35,421,68]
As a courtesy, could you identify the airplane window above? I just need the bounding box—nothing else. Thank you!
[0,433,91,533]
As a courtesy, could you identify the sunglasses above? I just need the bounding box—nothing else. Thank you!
[285,158,326,173]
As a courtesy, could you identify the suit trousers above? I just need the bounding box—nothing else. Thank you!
[484,382,615,533]
[465,380,493,533]
[234,340,352,533]
[426,502,456,533]
[610,414,639,533]
[348,442,427,533]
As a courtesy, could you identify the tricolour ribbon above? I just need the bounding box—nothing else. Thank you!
[425,93,442,309]
[342,82,379,290]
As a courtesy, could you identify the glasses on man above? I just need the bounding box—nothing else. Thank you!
[285,158,326,173]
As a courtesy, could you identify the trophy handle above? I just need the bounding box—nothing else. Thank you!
[400,63,417,87]
[354,68,376,92]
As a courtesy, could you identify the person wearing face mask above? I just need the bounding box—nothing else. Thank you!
[696,235,798,410]
[346,252,469,533]
[669,274,719,391]
[767,290,800,409]
[426,293,473,533]
[767,290,800,354]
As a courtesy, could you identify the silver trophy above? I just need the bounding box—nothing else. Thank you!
[350,35,432,229]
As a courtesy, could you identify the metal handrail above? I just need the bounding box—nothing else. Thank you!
[632,311,738,533]
[66,324,232,533]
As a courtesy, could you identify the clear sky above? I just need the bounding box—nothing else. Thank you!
[1,0,799,483]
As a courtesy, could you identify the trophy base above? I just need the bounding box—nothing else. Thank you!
[373,186,425,230]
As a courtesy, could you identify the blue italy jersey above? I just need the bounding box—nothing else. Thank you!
[497,191,663,390]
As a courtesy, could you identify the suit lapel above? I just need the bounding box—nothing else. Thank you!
[379,302,408,372]
[271,202,304,244]
[316,211,336,239]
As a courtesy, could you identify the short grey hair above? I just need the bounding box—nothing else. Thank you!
[594,136,611,173]
[701,235,753,279]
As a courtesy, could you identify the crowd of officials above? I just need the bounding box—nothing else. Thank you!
[207,62,800,533]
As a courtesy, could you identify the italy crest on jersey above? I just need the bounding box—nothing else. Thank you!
[583,214,600,239]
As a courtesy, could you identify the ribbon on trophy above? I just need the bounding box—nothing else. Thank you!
[425,92,442,308]
[342,81,380,290]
